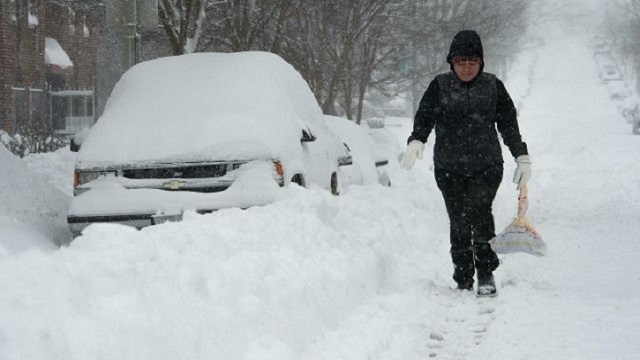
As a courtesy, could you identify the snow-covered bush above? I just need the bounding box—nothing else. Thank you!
[0,122,67,158]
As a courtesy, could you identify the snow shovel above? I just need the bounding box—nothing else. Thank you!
[489,185,547,256]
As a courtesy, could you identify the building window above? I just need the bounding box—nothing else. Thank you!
[50,95,67,131]
[49,90,95,134]
[30,89,43,123]
[12,88,25,130]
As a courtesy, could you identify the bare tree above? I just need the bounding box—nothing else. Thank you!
[158,0,208,54]
[157,0,532,122]
[603,0,640,91]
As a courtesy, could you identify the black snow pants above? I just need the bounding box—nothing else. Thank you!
[435,165,502,286]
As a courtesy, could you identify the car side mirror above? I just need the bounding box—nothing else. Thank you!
[70,137,81,152]
[69,127,91,152]
[301,129,316,142]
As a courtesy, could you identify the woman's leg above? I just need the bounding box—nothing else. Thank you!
[435,168,474,287]
[467,165,503,274]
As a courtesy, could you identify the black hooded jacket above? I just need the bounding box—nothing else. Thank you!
[407,30,528,175]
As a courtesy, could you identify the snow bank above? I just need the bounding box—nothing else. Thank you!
[0,145,71,248]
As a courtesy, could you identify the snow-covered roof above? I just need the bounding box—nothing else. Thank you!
[44,37,73,69]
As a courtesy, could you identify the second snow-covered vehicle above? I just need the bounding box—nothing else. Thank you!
[324,115,391,188]
[67,52,351,236]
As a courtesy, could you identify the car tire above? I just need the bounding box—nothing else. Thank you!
[379,172,391,187]
[331,172,339,196]
[291,174,306,187]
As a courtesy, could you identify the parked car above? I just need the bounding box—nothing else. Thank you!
[589,36,607,50]
[597,62,617,77]
[67,52,352,236]
[618,95,640,123]
[594,53,614,67]
[592,46,611,60]
[607,81,632,101]
[323,115,391,187]
[600,67,623,84]
[633,116,640,135]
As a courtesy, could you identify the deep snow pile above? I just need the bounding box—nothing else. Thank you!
[0,146,71,251]
[1,19,640,360]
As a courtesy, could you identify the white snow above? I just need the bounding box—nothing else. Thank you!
[0,146,71,248]
[44,37,73,69]
[78,52,327,165]
[1,19,640,360]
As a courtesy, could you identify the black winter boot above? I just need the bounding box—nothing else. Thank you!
[476,271,497,297]
[456,281,473,291]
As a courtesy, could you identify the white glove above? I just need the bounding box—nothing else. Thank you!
[400,140,425,170]
[513,155,532,190]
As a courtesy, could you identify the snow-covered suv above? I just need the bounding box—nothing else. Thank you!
[67,52,351,236]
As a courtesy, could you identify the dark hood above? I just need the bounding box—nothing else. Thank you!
[446,30,484,73]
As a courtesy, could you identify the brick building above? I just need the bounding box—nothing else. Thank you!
[0,0,102,135]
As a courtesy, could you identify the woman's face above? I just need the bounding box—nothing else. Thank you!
[453,59,481,82]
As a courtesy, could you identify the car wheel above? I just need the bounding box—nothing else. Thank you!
[331,172,339,195]
[291,174,306,187]
[379,172,391,187]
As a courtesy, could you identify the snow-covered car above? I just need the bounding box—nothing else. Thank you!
[593,46,611,60]
[600,67,622,84]
[589,36,607,50]
[618,95,640,123]
[597,62,617,77]
[607,81,632,101]
[323,115,391,187]
[67,52,352,236]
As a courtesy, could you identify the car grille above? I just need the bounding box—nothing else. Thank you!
[122,164,227,179]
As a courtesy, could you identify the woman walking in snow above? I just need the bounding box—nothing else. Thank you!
[400,30,532,297]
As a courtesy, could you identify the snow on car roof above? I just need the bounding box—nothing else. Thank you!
[78,52,324,166]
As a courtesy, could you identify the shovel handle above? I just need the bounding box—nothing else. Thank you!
[517,185,528,218]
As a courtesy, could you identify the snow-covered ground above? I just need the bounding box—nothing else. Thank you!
[1,20,640,360]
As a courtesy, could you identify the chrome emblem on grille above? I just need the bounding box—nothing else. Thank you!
[163,180,187,190]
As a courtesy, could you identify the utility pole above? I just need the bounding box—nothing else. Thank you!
[123,0,137,70]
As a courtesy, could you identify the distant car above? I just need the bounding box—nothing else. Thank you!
[600,67,622,84]
[633,116,640,135]
[597,62,617,77]
[589,36,607,50]
[607,81,632,101]
[618,95,640,123]
[593,46,611,60]
[594,53,614,67]
[67,52,352,236]
[323,115,391,187]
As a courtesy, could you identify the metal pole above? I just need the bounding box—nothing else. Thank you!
[123,0,137,70]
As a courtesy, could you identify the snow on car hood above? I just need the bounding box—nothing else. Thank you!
[77,52,325,166]
[67,160,283,217]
